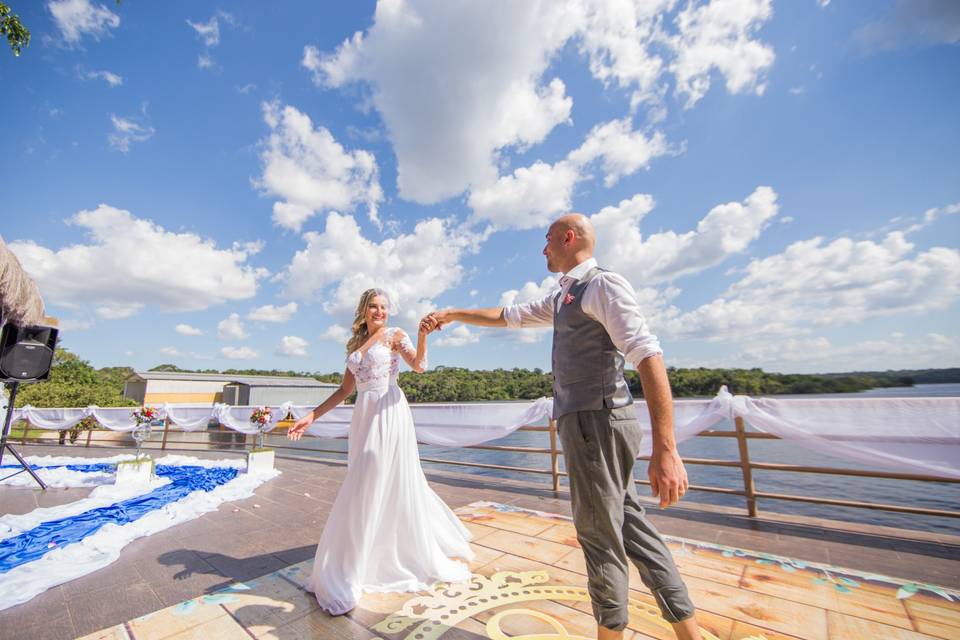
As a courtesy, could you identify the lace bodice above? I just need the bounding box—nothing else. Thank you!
[347,327,423,389]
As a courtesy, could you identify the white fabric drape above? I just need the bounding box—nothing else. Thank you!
[10,390,959,479]
[705,386,960,480]
[163,404,217,431]
[13,406,91,430]
[213,403,291,435]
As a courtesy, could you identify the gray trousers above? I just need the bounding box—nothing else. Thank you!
[558,405,695,630]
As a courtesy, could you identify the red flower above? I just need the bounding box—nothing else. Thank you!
[563,293,576,305]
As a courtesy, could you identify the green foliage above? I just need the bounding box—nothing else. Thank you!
[1,2,30,56]
[626,367,915,398]
[16,347,948,409]
[398,366,554,403]
[11,348,137,408]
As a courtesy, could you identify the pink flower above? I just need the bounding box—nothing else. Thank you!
[563,293,575,305]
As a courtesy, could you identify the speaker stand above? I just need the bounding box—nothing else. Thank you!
[0,381,47,490]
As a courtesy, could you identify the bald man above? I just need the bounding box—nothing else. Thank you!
[422,215,701,640]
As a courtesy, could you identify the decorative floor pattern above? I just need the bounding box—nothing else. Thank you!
[79,501,960,639]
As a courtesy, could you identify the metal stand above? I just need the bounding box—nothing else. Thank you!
[0,381,47,489]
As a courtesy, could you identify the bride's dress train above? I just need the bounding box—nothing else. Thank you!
[308,328,473,615]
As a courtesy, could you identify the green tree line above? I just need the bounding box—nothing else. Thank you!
[8,348,949,409]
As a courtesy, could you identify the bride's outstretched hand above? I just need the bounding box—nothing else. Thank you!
[287,414,313,441]
[419,314,439,334]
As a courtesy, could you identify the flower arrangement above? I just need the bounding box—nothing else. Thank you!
[250,406,272,428]
[250,406,273,450]
[132,406,160,425]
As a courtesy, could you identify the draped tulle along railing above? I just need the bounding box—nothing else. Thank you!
[8,387,960,519]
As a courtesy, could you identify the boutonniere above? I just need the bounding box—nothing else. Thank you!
[563,293,576,305]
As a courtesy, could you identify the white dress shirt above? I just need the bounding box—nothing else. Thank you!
[502,257,663,368]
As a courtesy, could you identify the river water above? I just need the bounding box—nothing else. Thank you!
[275,383,960,536]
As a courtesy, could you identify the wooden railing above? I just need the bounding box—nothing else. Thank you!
[12,414,960,521]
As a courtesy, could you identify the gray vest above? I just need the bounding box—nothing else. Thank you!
[551,266,634,418]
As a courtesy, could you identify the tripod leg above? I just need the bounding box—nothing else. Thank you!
[0,380,18,467]
[1,381,47,490]
[2,443,47,489]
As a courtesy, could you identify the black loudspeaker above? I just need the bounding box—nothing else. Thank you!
[0,323,58,381]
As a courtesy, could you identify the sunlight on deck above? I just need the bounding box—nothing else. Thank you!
[80,502,960,640]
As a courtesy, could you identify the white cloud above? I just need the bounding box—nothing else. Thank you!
[47,0,120,45]
[187,12,238,72]
[663,228,960,341]
[574,0,671,111]
[77,66,123,87]
[276,335,309,357]
[669,0,775,108]
[197,54,216,70]
[498,276,559,308]
[220,346,258,360]
[468,161,579,230]
[435,325,480,348]
[187,16,220,47]
[308,0,579,203]
[569,118,672,187]
[108,114,155,153]
[217,313,249,341]
[58,318,92,331]
[305,0,773,206]
[736,333,960,373]
[95,303,142,320]
[319,324,351,343]
[257,102,384,230]
[8,205,267,316]
[248,302,298,323]
[856,0,960,52]
[904,202,960,234]
[175,323,203,336]
[470,118,673,230]
[159,346,213,360]
[817,0,831,7]
[279,211,479,326]
[592,186,779,285]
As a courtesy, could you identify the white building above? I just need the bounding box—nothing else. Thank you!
[123,371,338,406]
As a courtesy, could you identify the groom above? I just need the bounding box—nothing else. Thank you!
[421,214,701,640]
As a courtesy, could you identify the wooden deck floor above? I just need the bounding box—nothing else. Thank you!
[78,501,960,640]
[2,447,958,639]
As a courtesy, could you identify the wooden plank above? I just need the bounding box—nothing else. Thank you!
[826,610,941,640]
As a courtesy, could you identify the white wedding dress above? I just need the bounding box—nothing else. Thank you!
[308,327,474,615]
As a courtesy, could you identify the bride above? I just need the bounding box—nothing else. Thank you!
[287,288,473,615]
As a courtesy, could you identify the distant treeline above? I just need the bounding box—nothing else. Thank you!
[8,350,957,409]
[147,363,960,402]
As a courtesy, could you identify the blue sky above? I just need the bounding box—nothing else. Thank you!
[1,0,958,375]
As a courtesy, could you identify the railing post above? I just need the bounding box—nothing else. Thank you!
[161,417,171,452]
[735,416,758,517]
[549,418,560,492]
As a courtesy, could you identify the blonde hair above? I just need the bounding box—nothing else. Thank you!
[346,288,389,354]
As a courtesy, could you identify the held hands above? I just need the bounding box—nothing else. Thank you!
[648,448,690,509]
[418,311,448,335]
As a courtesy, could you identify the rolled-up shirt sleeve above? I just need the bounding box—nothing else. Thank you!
[502,291,556,329]
[584,273,663,368]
